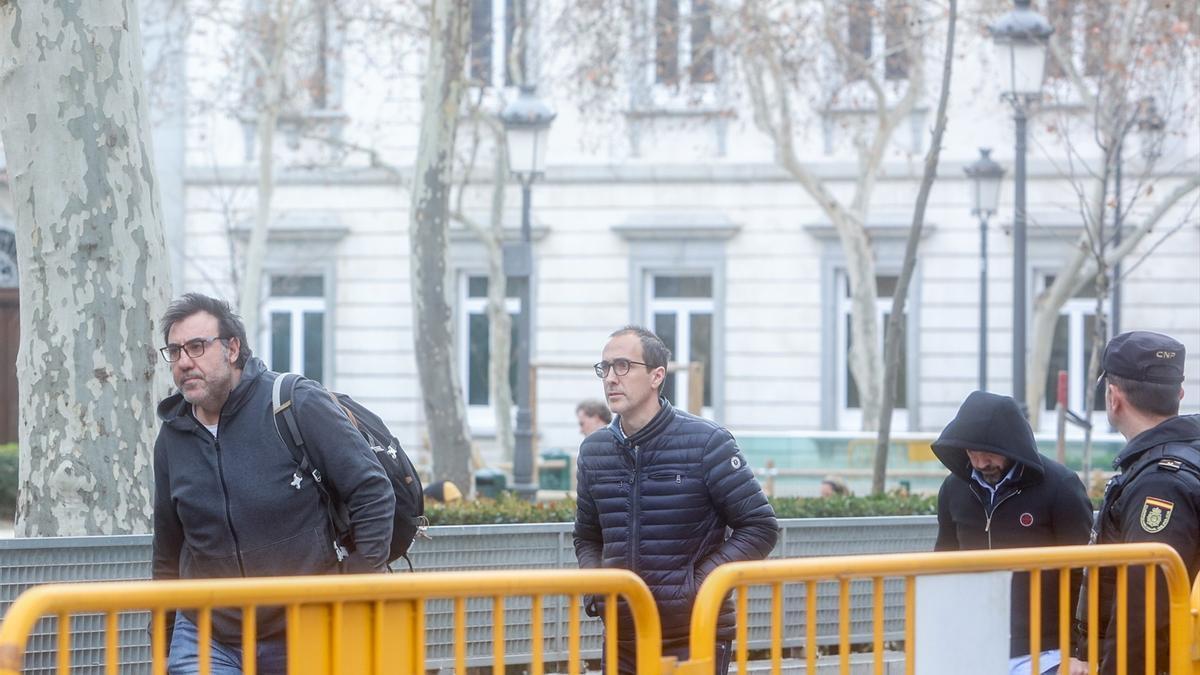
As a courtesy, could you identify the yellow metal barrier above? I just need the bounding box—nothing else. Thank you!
[677,543,1194,675]
[0,569,667,675]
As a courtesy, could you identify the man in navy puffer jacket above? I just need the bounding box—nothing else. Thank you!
[574,326,778,674]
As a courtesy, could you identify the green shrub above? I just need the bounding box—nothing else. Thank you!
[0,444,17,520]
[769,491,938,518]
[425,490,936,526]
[425,492,578,525]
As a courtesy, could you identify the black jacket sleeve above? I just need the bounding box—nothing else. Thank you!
[572,453,603,571]
[934,479,960,552]
[293,382,395,572]
[1052,469,1094,546]
[150,433,181,649]
[694,428,778,582]
[152,434,183,581]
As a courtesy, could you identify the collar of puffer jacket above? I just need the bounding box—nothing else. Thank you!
[608,397,676,447]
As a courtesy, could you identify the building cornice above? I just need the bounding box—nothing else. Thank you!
[185,158,1200,188]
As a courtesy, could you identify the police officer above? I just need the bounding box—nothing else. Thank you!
[1080,331,1200,675]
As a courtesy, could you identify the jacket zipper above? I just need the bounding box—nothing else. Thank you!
[212,437,247,577]
[630,443,641,574]
[975,487,1022,550]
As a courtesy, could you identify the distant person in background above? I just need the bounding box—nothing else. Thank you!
[576,399,612,437]
[424,480,463,505]
[819,475,851,497]
[932,390,1093,675]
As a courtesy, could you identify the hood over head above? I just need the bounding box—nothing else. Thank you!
[932,390,1044,482]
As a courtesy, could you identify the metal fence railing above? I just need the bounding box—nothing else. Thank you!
[0,517,939,672]
[0,569,666,675]
[677,543,1194,675]
[3,536,1198,674]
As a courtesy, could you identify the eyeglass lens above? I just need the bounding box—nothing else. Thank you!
[594,359,634,378]
[162,337,217,362]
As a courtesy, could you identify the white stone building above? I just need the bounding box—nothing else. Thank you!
[102,0,1200,476]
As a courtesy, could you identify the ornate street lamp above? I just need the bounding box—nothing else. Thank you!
[965,148,1006,391]
[499,85,555,500]
[990,0,1052,413]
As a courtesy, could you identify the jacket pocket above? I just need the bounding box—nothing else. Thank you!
[239,524,340,577]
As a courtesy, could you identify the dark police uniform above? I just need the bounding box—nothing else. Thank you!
[1082,331,1200,675]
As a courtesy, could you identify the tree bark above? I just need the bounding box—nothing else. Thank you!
[0,0,172,535]
[484,140,514,466]
[409,0,474,491]
[874,0,957,494]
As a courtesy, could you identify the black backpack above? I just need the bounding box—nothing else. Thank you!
[271,372,426,570]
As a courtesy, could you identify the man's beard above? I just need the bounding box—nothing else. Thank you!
[182,370,233,412]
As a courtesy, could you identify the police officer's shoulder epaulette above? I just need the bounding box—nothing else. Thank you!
[1158,458,1183,472]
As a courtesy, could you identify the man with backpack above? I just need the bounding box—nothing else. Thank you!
[1076,331,1200,675]
[152,293,395,674]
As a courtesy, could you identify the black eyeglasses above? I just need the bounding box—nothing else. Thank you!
[594,358,651,378]
[160,336,229,363]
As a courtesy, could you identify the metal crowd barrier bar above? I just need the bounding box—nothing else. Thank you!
[676,543,1193,675]
[0,569,666,675]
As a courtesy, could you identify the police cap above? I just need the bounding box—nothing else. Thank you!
[1101,331,1185,385]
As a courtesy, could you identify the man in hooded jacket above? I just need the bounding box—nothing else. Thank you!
[933,390,1093,675]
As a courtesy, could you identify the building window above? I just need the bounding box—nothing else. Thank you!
[1045,0,1106,80]
[1041,275,1108,416]
[847,0,873,69]
[459,274,519,429]
[883,0,911,80]
[288,0,339,110]
[469,0,526,86]
[260,274,327,382]
[844,0,913,82]
[835,272,909,429]
[647,273,713,414]
[654,0,717,86]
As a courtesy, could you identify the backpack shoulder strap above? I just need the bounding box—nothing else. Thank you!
[272,372,312,472]
[272,371,350,561]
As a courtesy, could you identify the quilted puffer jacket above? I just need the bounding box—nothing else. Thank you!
[573,399,778,646]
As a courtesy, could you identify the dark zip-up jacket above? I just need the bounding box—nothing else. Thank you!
[1087,414,1200,675]
[573,399,778,648]
[933,391,1093,658]
[152,358,395,643]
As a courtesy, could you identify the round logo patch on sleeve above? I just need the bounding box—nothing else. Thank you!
[731,456,741,469]
[1140,496,1175,534]
[1019,513,1033,527]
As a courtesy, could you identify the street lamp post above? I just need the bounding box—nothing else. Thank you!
[989,0,1052,413]
[500,86,555,501]
[965,148,1006,392]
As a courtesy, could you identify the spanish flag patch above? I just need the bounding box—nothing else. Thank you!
[1140,496,1175,534]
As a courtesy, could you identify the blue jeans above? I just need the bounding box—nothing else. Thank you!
[168,613,288,675]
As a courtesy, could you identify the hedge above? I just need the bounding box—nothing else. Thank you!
[423,490,938,526]
[0,453,938,526]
